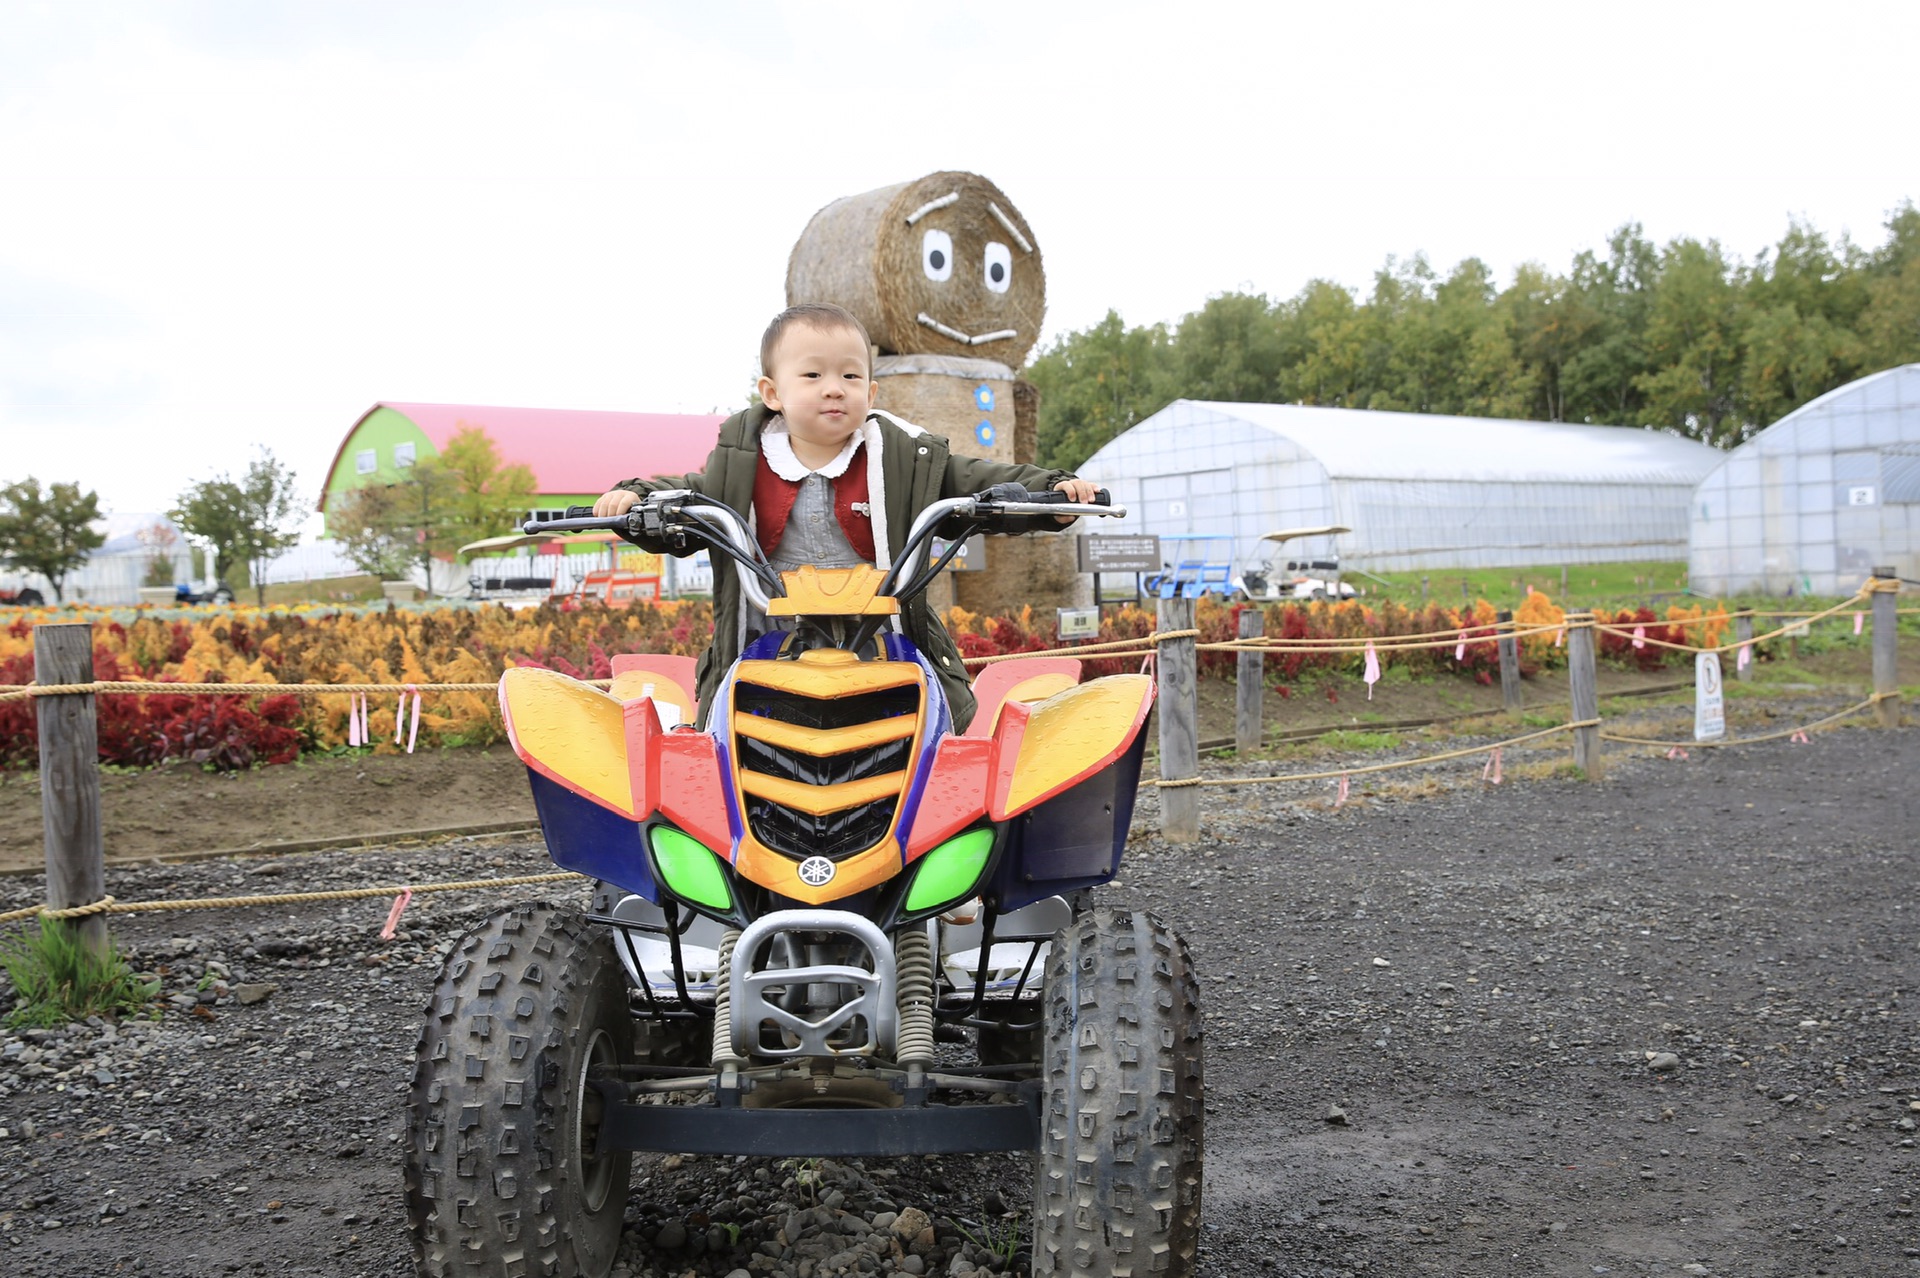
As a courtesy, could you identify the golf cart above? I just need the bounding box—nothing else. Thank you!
[1234,524,1357,601]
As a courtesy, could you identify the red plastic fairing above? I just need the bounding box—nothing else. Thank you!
[657,730,732,856]
[622,697,662,817]
[903,735,991,859]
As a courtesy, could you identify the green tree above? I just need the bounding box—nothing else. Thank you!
[172,450,304,606]
[1633,237,1745,445]
[1169,291,1288,403]
[1858,201,1920,374]
[0,478,104,603]
[325,483,421,579]
[1026,311,1175,469]
[413,424,539,567]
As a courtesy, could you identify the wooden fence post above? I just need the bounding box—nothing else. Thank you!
[1566,611,1603,780]
[34,623,108,955]
[1235,607,1264,756]
[1871,566,1901,728]
[1155,597,1199,842]
[1734,611,1755,683]
[1496,609,1522,711]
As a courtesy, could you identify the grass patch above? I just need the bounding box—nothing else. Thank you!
[1363,559,1689,609]
[1317,730,1401,752]
[0,918,158,1029]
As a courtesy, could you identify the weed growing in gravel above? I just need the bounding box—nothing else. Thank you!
[0,919,158,1029]
[956,1214,1023,1265]
[1319,730,1401,751]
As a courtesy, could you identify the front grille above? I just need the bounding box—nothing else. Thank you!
[736,686,920,729]
[745,795,897,861]
[733,682,920,862]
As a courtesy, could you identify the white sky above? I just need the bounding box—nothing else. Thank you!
[3,0,1916,535]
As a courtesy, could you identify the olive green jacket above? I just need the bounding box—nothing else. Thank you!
[614,404,1076,729]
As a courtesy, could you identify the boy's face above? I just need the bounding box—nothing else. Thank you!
[758,322,876,454]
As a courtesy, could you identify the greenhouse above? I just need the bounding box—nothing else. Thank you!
[1690,364,1920,596]
[1075,400,1722,579]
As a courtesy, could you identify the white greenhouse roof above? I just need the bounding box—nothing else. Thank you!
[1158,401,1722,485]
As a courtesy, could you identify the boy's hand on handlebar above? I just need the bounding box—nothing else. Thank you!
[1051,478,1100,524]
[593,489,640,517]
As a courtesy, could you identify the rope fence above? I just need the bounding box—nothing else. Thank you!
[0,571,1907,931]
[0,871,581,928]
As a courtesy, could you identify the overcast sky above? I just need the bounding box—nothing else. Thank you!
[3,0,1916,532]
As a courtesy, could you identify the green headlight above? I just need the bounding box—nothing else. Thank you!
[905,829,995,914]
[649,827,733,913]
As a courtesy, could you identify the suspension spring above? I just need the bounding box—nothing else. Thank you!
[711,927,745,1069]
[894,926,936,1069]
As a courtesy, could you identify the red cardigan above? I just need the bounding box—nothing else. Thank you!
[752,443,876,562]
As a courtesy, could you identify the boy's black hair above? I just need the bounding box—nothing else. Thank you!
[760,303,873,377]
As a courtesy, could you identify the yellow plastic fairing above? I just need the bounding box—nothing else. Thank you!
[990,674,1154,818]
[499,667,637,818]
[766,565,899,617]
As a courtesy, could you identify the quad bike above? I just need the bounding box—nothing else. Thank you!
[404,484,1204,1278]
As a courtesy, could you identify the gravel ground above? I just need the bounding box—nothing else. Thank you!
[1,708,1916,1277]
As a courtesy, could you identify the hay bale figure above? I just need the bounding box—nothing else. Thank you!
[789,171,1076,615]
[787,170,1045,365]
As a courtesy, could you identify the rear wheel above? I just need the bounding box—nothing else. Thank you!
[1032,907,1203,1276]
[406,903,635,1278]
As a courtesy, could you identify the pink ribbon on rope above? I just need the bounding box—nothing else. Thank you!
[393,685,422,753]
[1790,730,1810,745]
[1554,627,1565,648]
[1334,774,1350,808]
[380,888,413,940]
[1454,631,1467,662]
[1854,611,1865,636]
[1481,747,1503,784]
[1632,626,1646,650]
[1737,644,1751,672]
[1362,641,1380,699]
[1666,746,1689,760]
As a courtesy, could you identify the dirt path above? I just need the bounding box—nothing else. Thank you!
[1,703,1913,1276]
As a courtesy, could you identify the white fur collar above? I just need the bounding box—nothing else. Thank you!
[761,414,862,481]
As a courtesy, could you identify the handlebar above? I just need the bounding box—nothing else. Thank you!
[520,485,1126,614]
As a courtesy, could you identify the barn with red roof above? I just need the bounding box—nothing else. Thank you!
[319,402,726,529]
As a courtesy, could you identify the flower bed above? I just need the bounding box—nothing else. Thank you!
[1,592,1727,768]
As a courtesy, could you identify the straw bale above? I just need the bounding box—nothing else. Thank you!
[954,534,1081,616]
[788,170,1045,365]
[874,370,1017,466]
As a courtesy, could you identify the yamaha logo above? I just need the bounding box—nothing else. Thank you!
[797,856,836,887]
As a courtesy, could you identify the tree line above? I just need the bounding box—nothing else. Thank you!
[1027,204,1920,470]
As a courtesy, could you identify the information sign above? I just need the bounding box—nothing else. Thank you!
[1694,651,1725,741]
[1076,534,1162,574]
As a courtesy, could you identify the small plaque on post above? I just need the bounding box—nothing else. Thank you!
[1057,607,1100,639]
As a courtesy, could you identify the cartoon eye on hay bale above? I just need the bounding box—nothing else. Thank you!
[789,170,1079,613]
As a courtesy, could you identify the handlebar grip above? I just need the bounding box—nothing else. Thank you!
[565,504,595,518]
[1022,487,1111,506]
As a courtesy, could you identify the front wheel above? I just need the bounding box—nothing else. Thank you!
[1033,907,1204,1276]
[405,903,635,1278]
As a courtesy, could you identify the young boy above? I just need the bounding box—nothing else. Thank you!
[594,302,1097,730]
